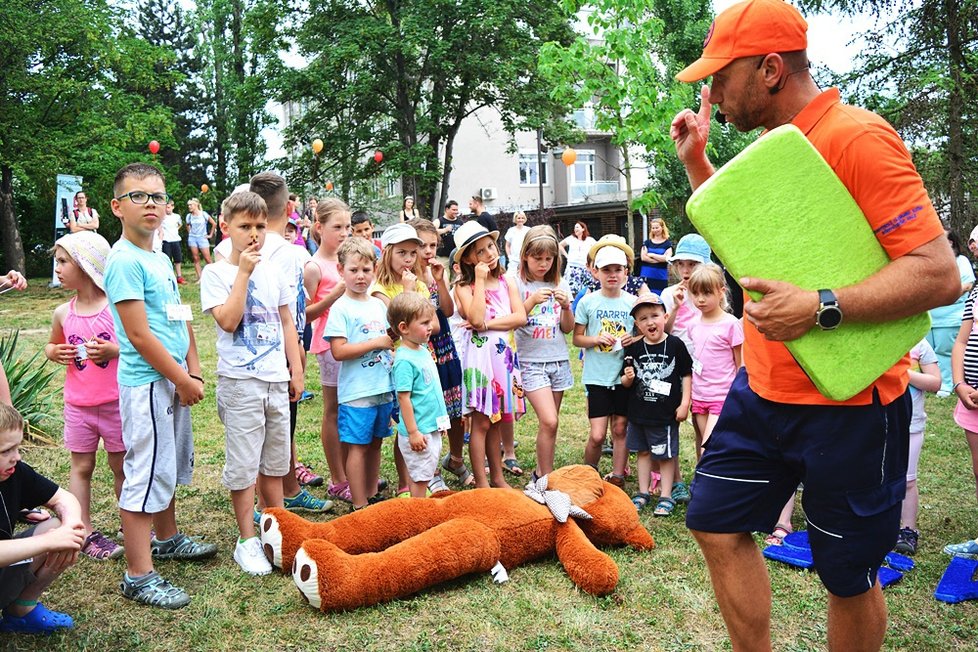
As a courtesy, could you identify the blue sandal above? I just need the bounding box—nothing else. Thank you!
[653,496,676,516]
[0,603,74,635]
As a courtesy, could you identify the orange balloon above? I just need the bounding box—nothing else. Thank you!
[325,181,334,191]
[561,148,577,166]
[312,138,324,155]
[200,184,209,193]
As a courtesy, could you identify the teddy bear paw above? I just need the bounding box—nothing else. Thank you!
[292,546,321,609]
[259,511,284,569]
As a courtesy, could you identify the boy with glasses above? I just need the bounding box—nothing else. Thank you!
[105,164,216,610]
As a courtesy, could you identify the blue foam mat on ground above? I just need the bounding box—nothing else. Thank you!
[934,557,978,604]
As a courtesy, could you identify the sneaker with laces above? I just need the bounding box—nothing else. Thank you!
[233,537,272,576]
[894,527,919,555]
[82,531,125,560]
[943,538,978,559]
[294,462,324,487]
[150,533,218,561]
[120,571,191,609]
[284,488,333,512]
[672,481,691,504]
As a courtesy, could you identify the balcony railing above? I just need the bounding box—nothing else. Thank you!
[569,181,621,202]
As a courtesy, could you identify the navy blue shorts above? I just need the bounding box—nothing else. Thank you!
[686,369,910,597]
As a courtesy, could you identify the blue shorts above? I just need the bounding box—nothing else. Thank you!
[686,369,910,597]
[338,401,395,445]
[187,234,210,249]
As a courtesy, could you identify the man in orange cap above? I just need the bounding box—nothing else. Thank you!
[670,1,959,650]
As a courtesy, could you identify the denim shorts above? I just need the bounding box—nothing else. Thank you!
[187,234,210,249]
[520,360,574,393]
[686,368,910,597]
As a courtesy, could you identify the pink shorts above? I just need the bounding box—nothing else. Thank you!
[953,400,978,432]
[63,401,125,454]
[316,349,340,388]
[691,398,726,416]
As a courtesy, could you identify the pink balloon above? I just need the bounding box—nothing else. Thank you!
[148,140,160,154]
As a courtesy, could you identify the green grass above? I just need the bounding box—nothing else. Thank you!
[2,279,978,651]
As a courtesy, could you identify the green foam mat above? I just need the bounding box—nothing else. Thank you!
[685,124,929,401]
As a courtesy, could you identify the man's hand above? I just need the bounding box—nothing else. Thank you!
[670,85,713,166]
[741,277,820,341]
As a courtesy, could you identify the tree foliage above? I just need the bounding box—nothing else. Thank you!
[798,0,978,237]
[258,0,578,220]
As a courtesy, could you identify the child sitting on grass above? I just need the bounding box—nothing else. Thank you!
[390,293,451,497]
[621,295,692,516]
[200,192,304,575]
[0,404,85,635]
[44,231,126,560]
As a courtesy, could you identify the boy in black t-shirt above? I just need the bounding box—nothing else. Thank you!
[621,294,692,517]
[0,403,84,634]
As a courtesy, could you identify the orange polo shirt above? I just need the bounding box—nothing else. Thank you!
[743,88,944,406]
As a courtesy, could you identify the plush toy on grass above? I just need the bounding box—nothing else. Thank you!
[259,465,655,612]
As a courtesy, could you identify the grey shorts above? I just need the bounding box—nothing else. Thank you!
[396,432,443,483]
[519,360,574,393]
[316,350,340,388]
[217,376,291,490]
[118,379,194,513]
[0,527,39,609]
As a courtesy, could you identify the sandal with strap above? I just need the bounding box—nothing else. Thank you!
[502,458,524,476]
[441,454,475,487]
[631,493,652,511]
[653,496,676,516]
[764,523,792,546]
[603,472,626,489]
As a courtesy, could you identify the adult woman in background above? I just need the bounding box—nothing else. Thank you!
[639,217,673,296]
[68,191,100,233]
[185,198,216,280]
[399,196,420,222]
[559,221,596,296]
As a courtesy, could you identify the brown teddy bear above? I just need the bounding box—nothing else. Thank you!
[259,465,655,612]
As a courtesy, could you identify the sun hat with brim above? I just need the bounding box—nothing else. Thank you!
[381,223,423,248]
[669,233,712,265]
[630,293,665,316]
[588,234,635,265]
[675,0,808,83]
[969,225,978,244]
[53,231,110,291]
[594,246,628,270]
[452,221,500,263]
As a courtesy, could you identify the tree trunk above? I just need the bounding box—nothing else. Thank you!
[620,141,636,249]
[212,5,228,197]
[0,166,26,274]
[944,0,966,235]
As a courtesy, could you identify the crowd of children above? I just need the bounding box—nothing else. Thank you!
[4,162,978,634]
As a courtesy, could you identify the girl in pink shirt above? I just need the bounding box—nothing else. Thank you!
[686,264,743,460]
[303,199,353,501]
[43,232,125,560]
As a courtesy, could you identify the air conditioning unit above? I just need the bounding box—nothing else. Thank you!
[480,187,498,201]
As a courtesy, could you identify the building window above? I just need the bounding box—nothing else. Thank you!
[572,151,596,185]
[518,152,548,186]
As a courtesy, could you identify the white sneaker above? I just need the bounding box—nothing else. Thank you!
[233,537,273,576]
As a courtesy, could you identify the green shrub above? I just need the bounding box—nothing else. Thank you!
[1,329,59,444]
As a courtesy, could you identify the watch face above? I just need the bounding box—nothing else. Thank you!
[819,306,843,329]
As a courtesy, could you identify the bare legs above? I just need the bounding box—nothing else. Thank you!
[526,387,563,476]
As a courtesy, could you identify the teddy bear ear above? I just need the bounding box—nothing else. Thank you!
[546,465,604,507]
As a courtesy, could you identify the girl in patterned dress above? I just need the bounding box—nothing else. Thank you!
[451,222,527,488]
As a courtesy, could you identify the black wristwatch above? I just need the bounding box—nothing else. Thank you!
[815,289,843,330]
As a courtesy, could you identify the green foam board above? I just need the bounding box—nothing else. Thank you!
[685,124,929,401]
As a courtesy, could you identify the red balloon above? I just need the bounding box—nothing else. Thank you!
[373,150,383,163]
[148,140,160,154]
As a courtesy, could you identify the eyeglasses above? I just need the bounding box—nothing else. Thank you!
[115,191,171,205]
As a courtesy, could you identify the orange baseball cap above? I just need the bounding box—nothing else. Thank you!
[676,0,808,82]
